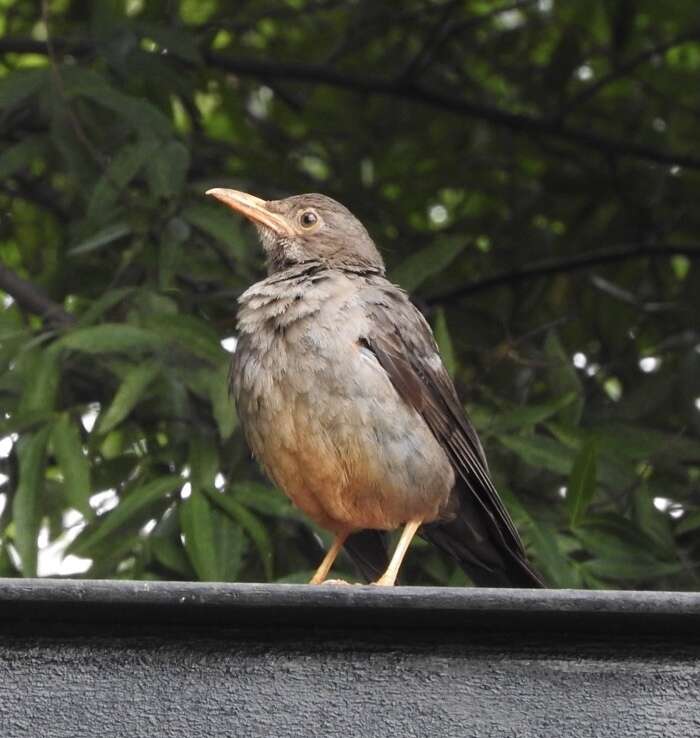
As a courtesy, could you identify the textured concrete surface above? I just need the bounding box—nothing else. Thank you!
[0,580,699,737]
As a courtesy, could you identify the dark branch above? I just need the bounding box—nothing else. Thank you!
[0,264,74,326]
[426,244,700,305]
[437,0,539,47]
[0,36,90,56]
[203,53,700,171]
[5,35,700,171]
[398,0,463,82]
[562,29,700,117]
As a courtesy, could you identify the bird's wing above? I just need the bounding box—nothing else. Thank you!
[362,283,525,557]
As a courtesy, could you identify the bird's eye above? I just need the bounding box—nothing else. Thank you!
[299,210,318,228]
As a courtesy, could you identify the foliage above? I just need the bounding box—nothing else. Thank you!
[0,0,699,589]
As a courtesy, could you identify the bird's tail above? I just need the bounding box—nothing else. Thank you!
[343,529,390,582]
[342,487,544,588]
[421,484,545,588]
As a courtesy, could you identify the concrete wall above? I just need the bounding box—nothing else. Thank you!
[1,580,699,737]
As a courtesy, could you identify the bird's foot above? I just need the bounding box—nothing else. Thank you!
[371,576,396,587]
[319,578,352,586]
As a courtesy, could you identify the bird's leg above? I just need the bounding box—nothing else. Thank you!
[373,518,422,587]
[309,532,348,584]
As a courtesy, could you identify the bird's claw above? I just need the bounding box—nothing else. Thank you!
[319,578,352,586]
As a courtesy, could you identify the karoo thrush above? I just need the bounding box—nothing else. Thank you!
[207,188,544,588]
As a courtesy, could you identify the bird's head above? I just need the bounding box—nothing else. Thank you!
[206,189,385,275]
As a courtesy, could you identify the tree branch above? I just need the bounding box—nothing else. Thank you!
[5,35,700,171]
[42,1,105,167]
[203,52,700,171]
[0,264,74,325]
[426,244,700,305]
[0,36,90,56]
[398,0,463,82]
[437,0,538,48]
[561,29,700,118]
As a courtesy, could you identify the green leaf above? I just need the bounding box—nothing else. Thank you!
[91,455,139,492]
[632,484,675,552]
[158,218,189,288]
[581,558,684,581]
[71,475,180,555]
[676,511,700,536]
[189,435,219,490]
[208,363,237,440]
[204,488,273,580]
[576,513,665,550]
[0,543,18,577]
[589,423,700,463]
[231,482,294,518]
[391,236,465,292]
[87,139,160,220]
[146,140,190,199]
[182,202,249,261]
[159,371,191,444]
[432,307,456,376]
[0,68,47,111]
[19,345,62,414]
[97,361,161,434]
[499,434,575,475]
[52,413,92,515]
[12,425,52,576]
[544,331,583,426]
[212,508,246,581]
[0,410,56,437]
[141,313,224,364]
[180,487,219,580]
[574,513,677,580]
[134,22,203,64]
[542,421,584,450]
[566,438,598,527]
[57,324,165,354]
[527,521,581,588]
[69,222,132,256]
[63,68,173,137]
[151,536,194,577]
[485,393,576,435]
[0,307,23,340]
[75,288,135,327]
[545,422,634,491]
[498,487,580,588]
[0,136,46,179]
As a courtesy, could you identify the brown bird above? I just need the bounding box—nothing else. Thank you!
[207,188,544,588]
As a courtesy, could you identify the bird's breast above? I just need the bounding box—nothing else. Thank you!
[232,279,454,531]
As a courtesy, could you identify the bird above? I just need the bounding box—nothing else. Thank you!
[207,187,544,588]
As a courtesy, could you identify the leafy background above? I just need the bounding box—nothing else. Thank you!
[1,0,699,589]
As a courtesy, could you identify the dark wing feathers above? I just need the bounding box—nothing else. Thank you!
[365,301,522,548]
[343,529,390,582]
[363,285,543,586]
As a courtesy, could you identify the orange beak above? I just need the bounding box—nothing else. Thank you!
[206,188,294,236]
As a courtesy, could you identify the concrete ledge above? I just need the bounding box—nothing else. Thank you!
[1,580,699,737]
[1,578,700,630]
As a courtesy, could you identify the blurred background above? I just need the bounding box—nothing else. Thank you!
[0,0,699,589]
